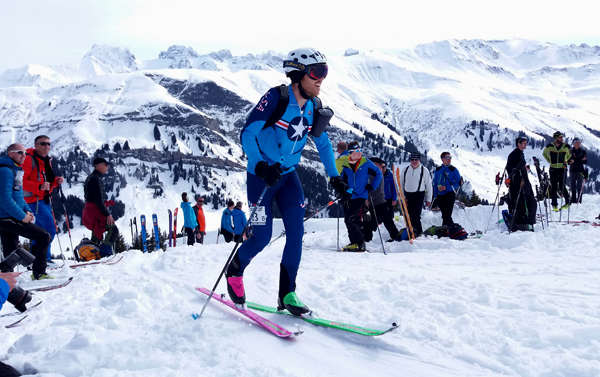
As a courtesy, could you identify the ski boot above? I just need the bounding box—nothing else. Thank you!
[226,276,246,307]
[341,242,366,252]
[31,273,56,281]
[278,292,311,317]
[552,205,560,212]
[560,203,570,211]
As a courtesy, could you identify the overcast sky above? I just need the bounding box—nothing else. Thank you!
[1,0,599,72]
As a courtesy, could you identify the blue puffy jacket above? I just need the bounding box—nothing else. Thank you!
[340,157,383,200]
[241,85,339,178]
[221,208,234,233]
[0,278,8,310]
[0,155,30,220]
[232,208,247,235]
[181,201,198,229]
[433,165,461,198]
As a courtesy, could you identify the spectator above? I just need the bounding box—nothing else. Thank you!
[232,201,247,243]
[0,144,52,280]
[193,195,206,244]
[433,152,461,226]
[220,200,235,243]
[180,192,197,246]
[22,135,64,262]
[399,152,432,236]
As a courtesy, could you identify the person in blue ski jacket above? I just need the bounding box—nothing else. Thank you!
[231,201,247,243]
[180,192,197,246]
[220,200,235,243]
[433,152,462,226]
[225,47,350,316]
[0,270,21,377]
[0,144,52,280]
[382,163,397,218]
[338,141,382,251]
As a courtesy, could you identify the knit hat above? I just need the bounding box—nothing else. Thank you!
[410,152,420,160]
[227,200,235,207]
[553,131,563,140]
[573,137,581,143]
[93,157,110,166]
[370,157,385,164]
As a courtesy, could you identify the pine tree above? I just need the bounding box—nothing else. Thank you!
[154,125,161,140]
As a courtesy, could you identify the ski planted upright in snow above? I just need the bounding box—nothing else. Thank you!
[195,287,302,338]
[168,209,173,248]
[393,165,415,243]
[152,214,160,251]
[246,301,399,336]
[140,215,148,252]
[173,208,178,247]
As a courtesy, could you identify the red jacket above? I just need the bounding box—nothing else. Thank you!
[22,148,59,204]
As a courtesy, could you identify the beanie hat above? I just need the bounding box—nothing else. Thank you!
[573,137,581,143]
[553,131,563,140]
[347,141,361,151]
[227,200,235,207]
[410,152,421,160]
[370,157,385,164]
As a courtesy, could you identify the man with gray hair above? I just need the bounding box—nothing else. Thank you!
[0,143,52,280]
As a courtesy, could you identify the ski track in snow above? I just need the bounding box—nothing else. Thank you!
[1,198,600,376]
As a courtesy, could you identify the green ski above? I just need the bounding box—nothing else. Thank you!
[246,301,398,336]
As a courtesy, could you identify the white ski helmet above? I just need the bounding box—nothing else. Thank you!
[283,48,327,74]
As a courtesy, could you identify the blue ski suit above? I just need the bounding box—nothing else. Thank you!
[231,84,339,301]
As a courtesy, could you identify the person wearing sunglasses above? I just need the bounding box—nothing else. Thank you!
[542,131,572,211]
[504,137,537,231]
[433,152,462,226]
[227,48,345,316]
[0,144,52,280]
[192,195,206,245]
[338,141,382,252]
[399,152,432,236]
[22,135,65,264]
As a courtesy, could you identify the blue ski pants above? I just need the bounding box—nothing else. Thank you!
[28,201,55,260]
[236,171,305,296]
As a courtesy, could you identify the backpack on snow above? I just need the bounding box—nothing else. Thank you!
[446,223,468,240]
[76,238,101,261]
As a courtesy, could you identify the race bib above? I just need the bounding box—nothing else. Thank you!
[251,206,267,226]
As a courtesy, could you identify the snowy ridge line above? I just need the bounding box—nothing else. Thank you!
[195,287,302,338]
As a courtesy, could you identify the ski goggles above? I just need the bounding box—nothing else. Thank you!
[305,64,328,80]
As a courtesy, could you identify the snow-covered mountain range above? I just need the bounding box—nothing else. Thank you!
[0,39,599,235]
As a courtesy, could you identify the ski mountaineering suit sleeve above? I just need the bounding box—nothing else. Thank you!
[240,85,339,178]
[0,156,30,220]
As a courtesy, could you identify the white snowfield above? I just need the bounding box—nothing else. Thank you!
[1,197,599,377]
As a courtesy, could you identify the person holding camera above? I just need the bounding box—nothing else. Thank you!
[0,144,52,280]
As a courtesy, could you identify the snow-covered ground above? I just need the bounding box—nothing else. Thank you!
[1,197,600,377]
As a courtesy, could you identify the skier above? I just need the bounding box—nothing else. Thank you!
[542,131,571,211]
[225,47,346,316]
[504,137,537,231]
[399,152,432,236]
[22,135,65,263]
[220,200,235,243]
[231,201,247,243]
[568,138,587,204]
[433,152,462,226]
[368,157,401,241]
[0,144,52,280]
[192,195,206,244]
[339,141,382,251]
[0,272,22,377]
[82,158,117,257]
[180,192,197,246]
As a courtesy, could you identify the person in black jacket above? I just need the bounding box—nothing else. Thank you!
[82,158,117,256]
[504,137,536,231]
[568,138,587,204]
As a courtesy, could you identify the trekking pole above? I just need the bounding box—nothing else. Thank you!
[58,186,79,261]
[535,185,545,230]
[336,202,340,252]
[198,184,269,318]
[269,196,341,246]
[41,172,66,266]
[368,191,387,255]
[508,185,523,233]
[576,177,586,209]
[485,171,505,232]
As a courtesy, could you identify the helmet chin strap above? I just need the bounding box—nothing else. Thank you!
[298,81,312,100]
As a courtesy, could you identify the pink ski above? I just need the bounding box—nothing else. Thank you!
[195,287,301,338]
